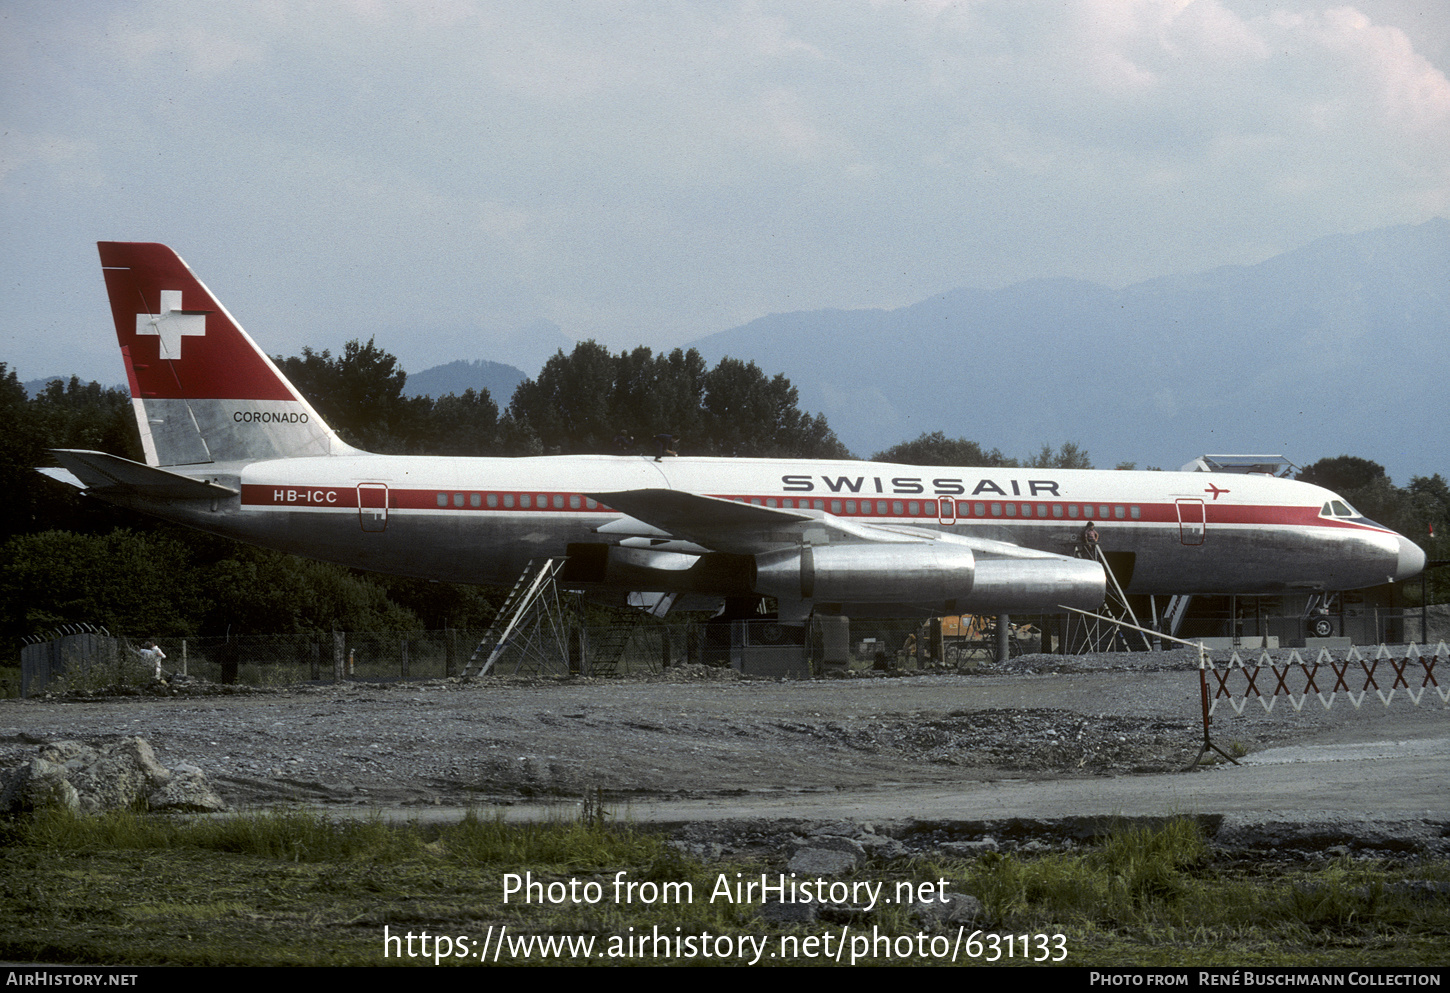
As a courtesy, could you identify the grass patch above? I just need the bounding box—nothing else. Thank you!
[1,812,1446,966]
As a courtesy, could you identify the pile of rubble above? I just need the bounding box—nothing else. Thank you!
[0,736,226,814]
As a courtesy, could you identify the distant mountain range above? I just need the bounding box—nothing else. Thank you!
[688,218,1449,481]
[400,359,527,403]
[25,219,1446,482]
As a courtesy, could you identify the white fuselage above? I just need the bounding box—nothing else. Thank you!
[138,453,1419,598]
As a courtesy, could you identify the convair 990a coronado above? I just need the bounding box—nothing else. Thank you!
[43,243,1426,622]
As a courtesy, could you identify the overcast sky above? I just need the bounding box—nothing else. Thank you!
[4,1,1447,461]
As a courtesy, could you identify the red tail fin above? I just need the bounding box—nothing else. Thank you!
[98,243,349,465]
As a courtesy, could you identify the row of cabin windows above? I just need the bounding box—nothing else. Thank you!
[434,491,1141,521]
[436,492,600,510]
[731,496,1141,520]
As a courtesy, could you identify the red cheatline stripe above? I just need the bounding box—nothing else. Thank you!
[238,484,1389,531]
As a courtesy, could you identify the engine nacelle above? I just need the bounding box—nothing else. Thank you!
[754,543,978,605]
[967,557,1106,613]
[753,543,1106,613]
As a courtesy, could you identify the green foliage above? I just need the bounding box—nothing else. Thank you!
[1029,441,1093,469]
[0,529,208,640]
[0,368,138,540]
[1298,455,1388,494]
[872,431,1016,466]
[205,547,421,635]
[872,433,1093,469]
[508,341,851,458]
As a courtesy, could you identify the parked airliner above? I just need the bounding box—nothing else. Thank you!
[43,243,1426,622]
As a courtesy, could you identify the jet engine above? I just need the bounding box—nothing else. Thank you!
[753,543,1104,613]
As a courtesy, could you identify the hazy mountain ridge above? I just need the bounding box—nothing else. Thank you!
[688,218,1450,480]
[400,359,527,402]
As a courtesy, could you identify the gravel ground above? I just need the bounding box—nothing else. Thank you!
[5,648,1439,815]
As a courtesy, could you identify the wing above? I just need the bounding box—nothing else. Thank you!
[588,487,1105,616]
[589,487,1077,560]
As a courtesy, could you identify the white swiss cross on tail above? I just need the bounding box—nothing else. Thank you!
[136,289,207,359]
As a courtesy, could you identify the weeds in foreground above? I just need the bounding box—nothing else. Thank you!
[1,811,1446,966]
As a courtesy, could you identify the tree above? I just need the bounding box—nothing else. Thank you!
[700,358,850,458]
[507,342,849,459]
[1,371,140,540]
[418,389,500,457]
[507,341,618,454]
[0,529,209,641]
[872,432,1015,466]
[1028,442,1093,469]
[276,338,432,452]
[1296,456,1387,494]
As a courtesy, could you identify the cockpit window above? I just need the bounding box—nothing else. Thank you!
[1322,500,1360,518]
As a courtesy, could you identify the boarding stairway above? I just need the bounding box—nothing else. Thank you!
[464,559,670,677]
[1062,546,1155,653]
[463,558,567,676]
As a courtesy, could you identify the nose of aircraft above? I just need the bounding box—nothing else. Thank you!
[1395,534,1427,582]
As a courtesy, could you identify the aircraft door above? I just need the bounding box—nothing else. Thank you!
[358,483,389,532]
[938,496,957,526]
[1175,498,1205,545]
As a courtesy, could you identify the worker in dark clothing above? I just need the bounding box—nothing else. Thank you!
[1078,521,1100,559]
[653,433,678,462]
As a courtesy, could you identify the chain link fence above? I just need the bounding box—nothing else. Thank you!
[19,624,693,695]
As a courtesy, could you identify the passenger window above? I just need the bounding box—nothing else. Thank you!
[487,494,499,508]
[436,493,447,508]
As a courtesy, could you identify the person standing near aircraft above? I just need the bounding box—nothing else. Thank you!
[138,640,166,679]
[1078,521,1100,559]
[654,433,678,461]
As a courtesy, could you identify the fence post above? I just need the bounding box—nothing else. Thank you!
[333,629,345,682]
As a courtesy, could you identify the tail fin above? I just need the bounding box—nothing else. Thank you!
[98,242,352,467]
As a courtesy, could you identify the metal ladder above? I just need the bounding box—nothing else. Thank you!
[1064,548,1154,652]
[463,558,565,676]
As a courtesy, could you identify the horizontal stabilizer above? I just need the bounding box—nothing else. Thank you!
[35,466,85,489]
[49,449,237,499]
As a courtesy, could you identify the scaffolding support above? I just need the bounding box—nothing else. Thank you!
[464,558,570,676]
